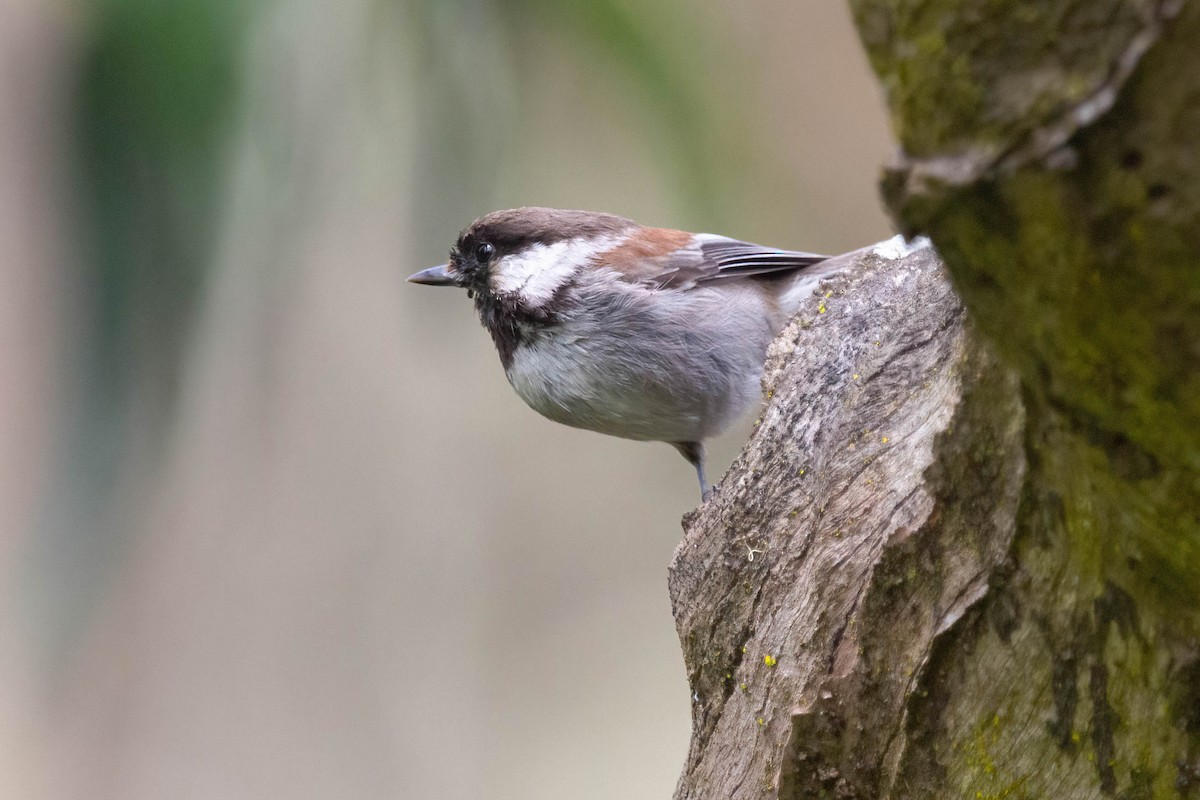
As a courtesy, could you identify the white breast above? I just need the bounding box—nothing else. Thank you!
[504,278,773,444]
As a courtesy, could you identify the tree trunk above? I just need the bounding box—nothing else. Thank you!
[669,1,1200,797]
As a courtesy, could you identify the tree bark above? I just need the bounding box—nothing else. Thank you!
[670,1,1200,797]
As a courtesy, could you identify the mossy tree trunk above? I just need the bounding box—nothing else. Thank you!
[669,2,1200,798]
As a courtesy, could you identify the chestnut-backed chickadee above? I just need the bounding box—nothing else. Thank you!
[409,207,846,499]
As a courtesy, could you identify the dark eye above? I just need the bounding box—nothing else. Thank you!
[475,242,495,262]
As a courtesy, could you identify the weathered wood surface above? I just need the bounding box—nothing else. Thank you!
[671,243,1027,799]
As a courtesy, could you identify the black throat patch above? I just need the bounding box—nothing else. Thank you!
[474,286,571,370]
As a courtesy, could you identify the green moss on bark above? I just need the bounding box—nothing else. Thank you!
[851,0,1154,157]
[850,0,1200,795]
[872,0,1200,611]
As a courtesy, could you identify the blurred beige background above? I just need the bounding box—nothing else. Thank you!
[1,0,893,798]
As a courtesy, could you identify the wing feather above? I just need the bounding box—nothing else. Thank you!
[634,236,828,289]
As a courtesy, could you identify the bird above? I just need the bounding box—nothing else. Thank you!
[408,207,846,499]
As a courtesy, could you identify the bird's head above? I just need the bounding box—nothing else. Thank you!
[408,206,638,314]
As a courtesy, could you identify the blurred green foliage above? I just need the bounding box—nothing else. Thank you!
[76,0,245,417]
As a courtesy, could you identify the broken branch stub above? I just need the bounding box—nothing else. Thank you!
[669,242,1025,799]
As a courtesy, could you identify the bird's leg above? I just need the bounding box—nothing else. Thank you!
[696,461,711,501]
[671,441,711,501]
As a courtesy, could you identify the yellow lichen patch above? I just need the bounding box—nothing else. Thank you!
[763,654,777,668]
[955,711,1031,800]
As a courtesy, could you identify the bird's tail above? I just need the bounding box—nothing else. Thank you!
[777,249,859,314]
[778,236,932,315]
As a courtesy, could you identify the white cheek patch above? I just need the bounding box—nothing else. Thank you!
[491,236,623,307]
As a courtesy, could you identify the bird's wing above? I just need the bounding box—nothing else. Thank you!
[629,235,829,290]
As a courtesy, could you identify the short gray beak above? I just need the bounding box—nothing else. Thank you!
[407,264,458,286]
